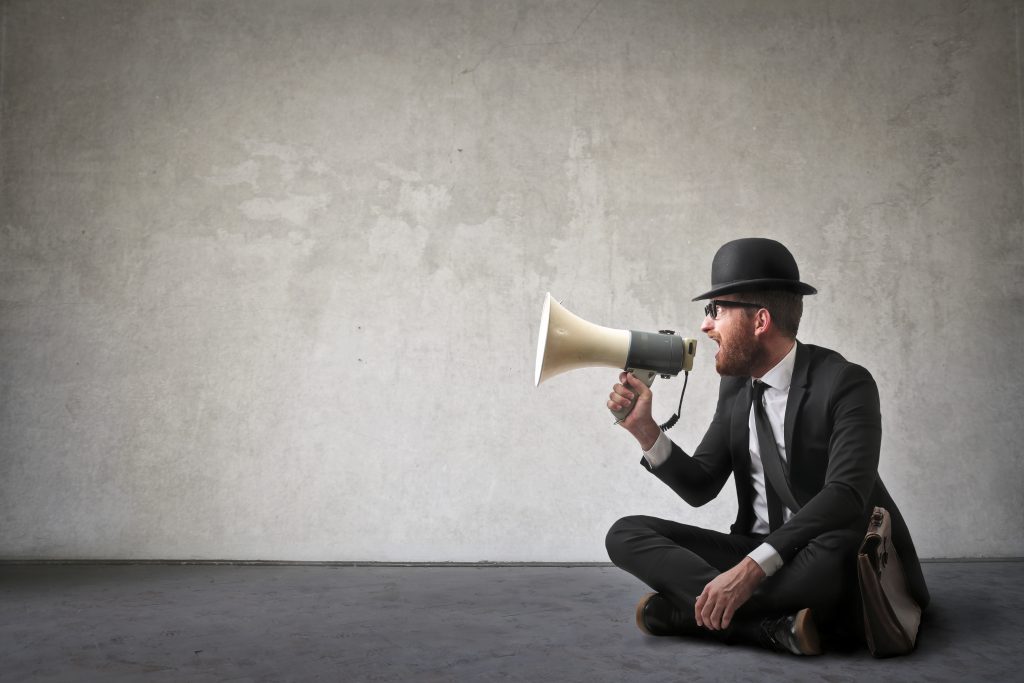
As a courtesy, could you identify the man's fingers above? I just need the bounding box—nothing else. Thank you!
[693,563,761,631]
[608,390,632,409]
[703,598,722,630]
[607,378,638,414]
[607,400,631,413]
[697,587,735,631]
[721,605,736,630]
[622,372,648,395]
[611,383,634,401]
[699,592,718,629]
[620,372,653,401]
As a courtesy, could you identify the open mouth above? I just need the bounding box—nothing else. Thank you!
[710,337,721,358]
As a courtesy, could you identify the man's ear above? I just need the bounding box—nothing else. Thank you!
[753,307,772,337]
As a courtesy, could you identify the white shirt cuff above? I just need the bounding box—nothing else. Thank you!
[747,542,784,577]
[642,431,673,469]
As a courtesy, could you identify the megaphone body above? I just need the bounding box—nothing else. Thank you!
[534,293,696,422]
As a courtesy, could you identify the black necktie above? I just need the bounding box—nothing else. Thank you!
[751,380,793,532]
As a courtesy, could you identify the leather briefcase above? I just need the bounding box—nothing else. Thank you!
[857,506,922,657]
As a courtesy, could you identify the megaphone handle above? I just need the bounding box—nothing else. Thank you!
[609,369,658,424]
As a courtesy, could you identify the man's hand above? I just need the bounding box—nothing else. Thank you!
[607,372,661,451]
[694,557,766,630]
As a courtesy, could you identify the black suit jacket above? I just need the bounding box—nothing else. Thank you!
[643,341,930,608]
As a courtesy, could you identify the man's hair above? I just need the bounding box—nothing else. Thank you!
[740,289,804,338]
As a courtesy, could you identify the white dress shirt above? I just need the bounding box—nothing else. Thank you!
[642,342,798,577]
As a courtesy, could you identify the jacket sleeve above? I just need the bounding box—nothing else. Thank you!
[639,378,736,507]
[764,363,882,562]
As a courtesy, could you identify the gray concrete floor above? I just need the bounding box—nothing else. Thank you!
[1,562,1021,682]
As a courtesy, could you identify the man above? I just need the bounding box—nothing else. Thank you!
[604,238,929,655]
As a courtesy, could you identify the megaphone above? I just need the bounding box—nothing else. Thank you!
[534,293,696,424]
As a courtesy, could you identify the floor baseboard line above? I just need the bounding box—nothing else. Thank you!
[0,560,617,567]
[1,558,1022,566]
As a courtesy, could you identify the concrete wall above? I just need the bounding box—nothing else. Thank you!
[1,0,1021,561]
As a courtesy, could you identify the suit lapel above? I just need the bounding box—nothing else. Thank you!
[784,341,810,478]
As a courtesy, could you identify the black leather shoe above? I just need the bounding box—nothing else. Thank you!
[635,592,690,636]
[757,608,822,655]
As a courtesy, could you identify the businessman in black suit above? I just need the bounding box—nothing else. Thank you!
[604,238,928,655]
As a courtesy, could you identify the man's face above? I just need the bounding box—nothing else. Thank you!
[700,295,764,377]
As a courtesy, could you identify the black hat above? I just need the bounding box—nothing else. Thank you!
[692,238,817,301]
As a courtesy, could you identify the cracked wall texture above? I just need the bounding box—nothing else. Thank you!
[1,0,1022,560]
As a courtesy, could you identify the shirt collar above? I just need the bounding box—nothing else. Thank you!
[755,341,798,392]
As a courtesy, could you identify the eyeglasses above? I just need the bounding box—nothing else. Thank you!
[704,299,764,320]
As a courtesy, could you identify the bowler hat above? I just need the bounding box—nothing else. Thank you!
[692,238,817,301]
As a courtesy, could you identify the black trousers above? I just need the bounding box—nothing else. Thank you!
[605,515,863,636]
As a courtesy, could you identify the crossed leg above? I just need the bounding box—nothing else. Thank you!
[605,515,862,638]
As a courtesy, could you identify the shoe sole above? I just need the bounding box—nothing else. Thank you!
[634,592,658,636]
[793,608,822,655]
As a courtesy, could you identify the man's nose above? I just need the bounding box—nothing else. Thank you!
[700,316,714,333]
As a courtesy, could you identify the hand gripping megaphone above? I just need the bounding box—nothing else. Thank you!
[534,293,696,425]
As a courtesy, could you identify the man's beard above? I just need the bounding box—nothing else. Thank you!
[715,328,765,377]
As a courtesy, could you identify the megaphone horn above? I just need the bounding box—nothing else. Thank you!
[534,293,696,423]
